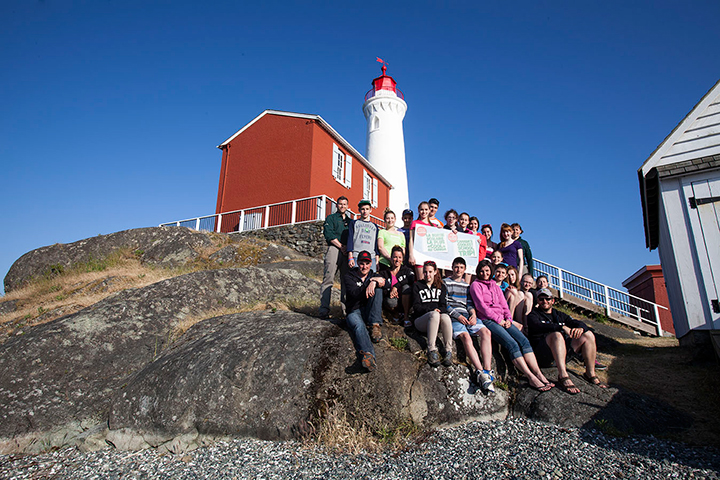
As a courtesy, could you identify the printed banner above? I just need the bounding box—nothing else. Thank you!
[413,225,481,271]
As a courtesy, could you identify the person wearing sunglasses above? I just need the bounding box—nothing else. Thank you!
[527,288,608,394]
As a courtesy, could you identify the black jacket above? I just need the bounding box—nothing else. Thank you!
[379,265,415,294]
[412,281,448,319]
[343,267,384,312]
[526,308,590,343]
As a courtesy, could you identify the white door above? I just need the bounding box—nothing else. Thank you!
[685,175,720,327]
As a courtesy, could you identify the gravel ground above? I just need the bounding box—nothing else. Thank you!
[1,417,718,479]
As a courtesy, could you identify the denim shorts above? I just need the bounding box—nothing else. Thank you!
[451,319,486,340]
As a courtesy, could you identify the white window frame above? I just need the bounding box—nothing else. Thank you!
[363,170,372,201]
[372,178,378,208]
[332,143,351,188]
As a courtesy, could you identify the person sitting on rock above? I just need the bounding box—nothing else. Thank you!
[379,246,414,327]
[343,251,386,372]
[412,260,454,368]
[526,288,608,394]
[443,257,496,393]
[470,260,554,392]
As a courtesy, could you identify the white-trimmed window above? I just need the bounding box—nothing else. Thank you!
[363,170,372,201]
[363,170,379,207]
[332,143,352,188]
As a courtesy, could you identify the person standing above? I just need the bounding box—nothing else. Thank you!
[348,199,380,270]
[511,223,534,277]
[377,209,406,271]
[319,196,350,319]
[427,198,444,227]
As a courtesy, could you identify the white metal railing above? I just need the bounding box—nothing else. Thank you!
[159,195,384,234]
[534,258,668,336]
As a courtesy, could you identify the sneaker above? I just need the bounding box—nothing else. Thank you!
[480,369,496,393]
[442,350,453,367]
[318,309,330,320]
[595,360,608,371]
[370,324,382,343]
[427,349,441,368]
[360,351,376,372]
[404,319,413,328]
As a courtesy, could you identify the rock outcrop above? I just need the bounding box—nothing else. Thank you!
[0,226,695,455]
[4,227,215,292]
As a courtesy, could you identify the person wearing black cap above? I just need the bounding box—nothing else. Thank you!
[342,250,386,371]
[527,288,608,394]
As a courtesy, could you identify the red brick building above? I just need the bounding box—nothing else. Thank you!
[214,110,391,232]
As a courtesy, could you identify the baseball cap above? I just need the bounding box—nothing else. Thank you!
[358,199,372,208]
[357,251,372,263]
[537,288,554,298]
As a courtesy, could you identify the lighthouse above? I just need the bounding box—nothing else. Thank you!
[362,65,409,225]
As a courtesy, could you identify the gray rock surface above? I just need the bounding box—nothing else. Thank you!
[512,369,693,436]
[4,227,214,292]
[107,310,508,452]
[0,267,319,453]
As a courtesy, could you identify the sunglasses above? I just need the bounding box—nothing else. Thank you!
[538,297,553,302]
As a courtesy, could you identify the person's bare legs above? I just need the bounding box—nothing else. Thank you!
[544,332,578,392]
[511,356,549,390]
[458,332,483,371]
[571,331,606,387]
[522,351,553,387]
[478,328,493,371]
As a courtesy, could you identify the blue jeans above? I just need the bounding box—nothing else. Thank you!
[344,289,384,356]
[482,319,533,360]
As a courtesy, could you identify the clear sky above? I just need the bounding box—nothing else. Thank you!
[2,1,719,295]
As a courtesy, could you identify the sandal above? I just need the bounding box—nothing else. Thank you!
[558,376,580,395]
[530,381,553,393]
[583,372,608,388]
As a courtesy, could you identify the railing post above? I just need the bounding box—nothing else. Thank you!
[238,211,244,232]
[291,200,297,225]
[604,285,611,316]
[195,217,200,231]
[264,205,270,228]
[216,214,222,233]
[557,268,564,299]
[653,304,663,337]
[319,195,327,220]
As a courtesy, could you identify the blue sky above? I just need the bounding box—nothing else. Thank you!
[1,1,719,295]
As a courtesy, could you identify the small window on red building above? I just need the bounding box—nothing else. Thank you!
[332,143,352,188]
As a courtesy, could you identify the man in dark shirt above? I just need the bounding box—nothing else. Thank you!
[527,288,607,394]
[342,251,386,371]
[319,196,350,319]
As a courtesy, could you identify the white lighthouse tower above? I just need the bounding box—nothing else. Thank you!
[362,65,409,224]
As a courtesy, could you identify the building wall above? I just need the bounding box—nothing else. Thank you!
[308,121,390,216]
[215,115,314,215]
[658,174,718,339]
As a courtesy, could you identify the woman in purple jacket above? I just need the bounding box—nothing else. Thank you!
[469,260,553,392]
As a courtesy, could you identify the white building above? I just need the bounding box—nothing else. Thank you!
[638,79,720,345]
[363,65,409,224]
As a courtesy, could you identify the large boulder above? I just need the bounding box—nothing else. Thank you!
[0,267,320,453]
[4,227,215,292]
[106,311,508,452]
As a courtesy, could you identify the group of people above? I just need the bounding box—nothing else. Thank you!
[319,196,607,395]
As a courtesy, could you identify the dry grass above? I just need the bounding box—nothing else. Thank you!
[308,401,380,454]
[0,238,275,343]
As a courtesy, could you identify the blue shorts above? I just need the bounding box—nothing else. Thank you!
[451,319,486,340]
